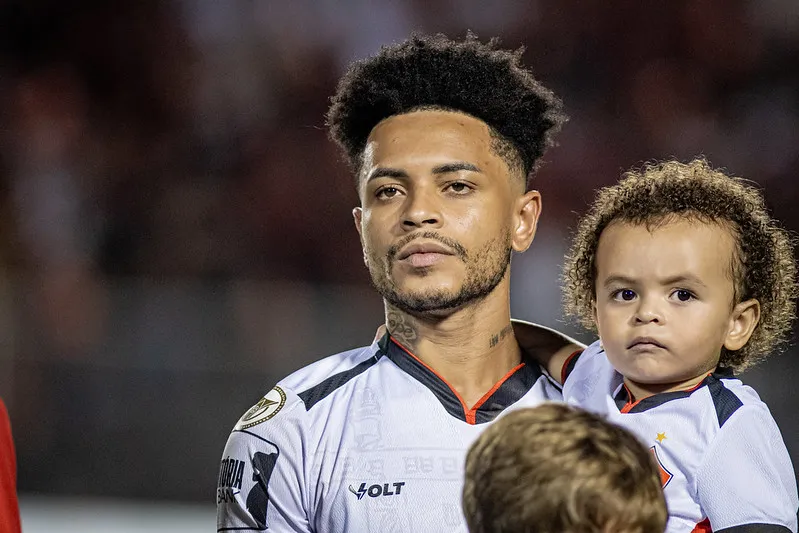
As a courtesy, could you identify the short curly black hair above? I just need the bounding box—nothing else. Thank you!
[563,158,798,372]
[326,33,567,185]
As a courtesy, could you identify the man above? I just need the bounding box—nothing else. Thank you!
[217,33,578,532]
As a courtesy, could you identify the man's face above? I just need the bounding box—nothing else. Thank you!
[353,110,540,315]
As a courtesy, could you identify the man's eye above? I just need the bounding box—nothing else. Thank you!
[448,182,471,193]
[613,289,636,301]
[376,187,399,199]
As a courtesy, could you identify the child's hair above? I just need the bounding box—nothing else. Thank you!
[463,403,667,533]
[563,158,797,371]
[326,33,566,185]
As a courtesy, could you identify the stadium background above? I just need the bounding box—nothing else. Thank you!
[0,1,797,530]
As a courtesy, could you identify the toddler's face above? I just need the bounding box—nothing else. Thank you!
[593,218,741,393]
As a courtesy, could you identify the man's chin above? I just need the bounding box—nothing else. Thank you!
[382,286,486,316]
[392,299,463,316]
[372,261,508,316]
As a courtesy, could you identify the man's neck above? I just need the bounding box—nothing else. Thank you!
[384,290,522,408]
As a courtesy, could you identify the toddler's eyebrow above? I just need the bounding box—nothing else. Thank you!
[601,274,708,289]
[601,274,636,289]
[659,274,708,288]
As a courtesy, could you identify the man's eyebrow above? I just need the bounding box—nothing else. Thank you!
[365,162,481,183]
[366,167,409,182]
[432,162,482,174]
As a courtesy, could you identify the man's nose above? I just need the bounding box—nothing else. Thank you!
[401,189,442,230]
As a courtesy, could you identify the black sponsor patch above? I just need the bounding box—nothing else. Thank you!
[246,446,280,529]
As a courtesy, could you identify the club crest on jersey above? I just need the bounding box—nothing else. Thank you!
[236,386,287,429]
[649,446,673,488]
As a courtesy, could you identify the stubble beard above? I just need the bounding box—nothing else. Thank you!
[366,231,513,316]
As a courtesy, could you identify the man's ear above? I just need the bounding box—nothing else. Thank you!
[512,189,542,253]
[353,207,363,238]
[723,298,760,352]
[353,207,368,267]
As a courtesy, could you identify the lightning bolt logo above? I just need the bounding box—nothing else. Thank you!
[348,483,367,500]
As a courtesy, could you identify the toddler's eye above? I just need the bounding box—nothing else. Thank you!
[613,289,637,301]
[674,289,694,302]
[621,289,636,301]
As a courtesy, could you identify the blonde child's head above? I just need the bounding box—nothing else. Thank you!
[463,403,668,533]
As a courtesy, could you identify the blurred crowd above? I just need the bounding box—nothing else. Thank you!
[0,0,797,501]
[2,0,798,283]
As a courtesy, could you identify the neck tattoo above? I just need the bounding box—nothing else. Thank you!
[489,324,513,348]
[386,310,419,352]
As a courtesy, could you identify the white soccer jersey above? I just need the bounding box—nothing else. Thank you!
[562,340,798,533]
[217,328,561,532]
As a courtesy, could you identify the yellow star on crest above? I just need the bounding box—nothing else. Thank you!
[655,432,667,443]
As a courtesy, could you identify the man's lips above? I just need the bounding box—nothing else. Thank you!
[396,241,455,261]
[627,337,667,350]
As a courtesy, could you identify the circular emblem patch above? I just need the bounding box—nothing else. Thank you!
[237,386,286,429]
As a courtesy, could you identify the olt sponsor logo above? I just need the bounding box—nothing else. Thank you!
[348,481,406,500]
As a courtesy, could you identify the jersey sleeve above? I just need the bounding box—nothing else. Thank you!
[216,386,312,532]
[696,404,798,532]
[562,339,605,386]
[559,348,584,384]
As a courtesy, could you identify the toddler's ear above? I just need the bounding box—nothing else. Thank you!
[723,299,760,352]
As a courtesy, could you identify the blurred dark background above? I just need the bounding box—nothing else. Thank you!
[0,0,796,525]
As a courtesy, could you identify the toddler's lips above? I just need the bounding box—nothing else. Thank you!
[627,337,666,350]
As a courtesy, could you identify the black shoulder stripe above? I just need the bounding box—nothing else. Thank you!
[716,524,793,533]
[706,375,743,428]
[297,352,382,411]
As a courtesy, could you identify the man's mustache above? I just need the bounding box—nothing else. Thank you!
[387,231,468,262]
